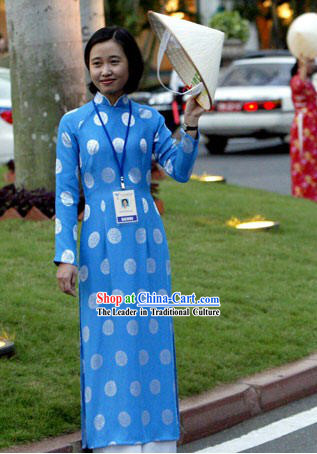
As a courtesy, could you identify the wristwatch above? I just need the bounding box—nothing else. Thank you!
[183,123,198,132]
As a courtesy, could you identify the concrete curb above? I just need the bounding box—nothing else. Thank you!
[179,352,317,444]
[3,353,317,453]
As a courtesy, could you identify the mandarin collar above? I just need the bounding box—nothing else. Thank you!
[93,91,129,108]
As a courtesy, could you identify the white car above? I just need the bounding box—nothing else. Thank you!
[198,55,296,153]
[0,67,13,164]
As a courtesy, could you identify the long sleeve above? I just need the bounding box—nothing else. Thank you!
[53,114,80,267]
[153,113,199,183]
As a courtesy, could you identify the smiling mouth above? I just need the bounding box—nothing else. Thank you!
[100,80,115,85]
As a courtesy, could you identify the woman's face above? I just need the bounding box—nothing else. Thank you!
[89,39,129,98]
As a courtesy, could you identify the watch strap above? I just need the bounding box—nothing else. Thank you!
[183,123,198,131]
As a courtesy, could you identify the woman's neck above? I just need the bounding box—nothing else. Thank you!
[103,91,124,106]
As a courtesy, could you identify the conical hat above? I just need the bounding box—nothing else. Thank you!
[287,13,317,59]
[148,11,224,110]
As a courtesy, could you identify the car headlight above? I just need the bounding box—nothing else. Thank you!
[149,92,174,105]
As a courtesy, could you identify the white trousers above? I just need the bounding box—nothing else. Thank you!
[93,440,177,453]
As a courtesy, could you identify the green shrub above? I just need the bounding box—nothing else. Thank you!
[209,10,250,43]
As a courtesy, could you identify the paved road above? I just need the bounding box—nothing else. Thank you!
[182,137,317,453]
[193,137,291,196]
[178,393,317,453]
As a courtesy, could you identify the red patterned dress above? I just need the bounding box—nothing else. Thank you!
[290,74,317,201]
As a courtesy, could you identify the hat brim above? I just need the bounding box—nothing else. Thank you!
[148,11,213,110]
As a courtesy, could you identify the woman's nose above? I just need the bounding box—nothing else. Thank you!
[101,64,112,76]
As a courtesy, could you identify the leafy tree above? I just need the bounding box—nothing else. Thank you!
[104,0,161,35]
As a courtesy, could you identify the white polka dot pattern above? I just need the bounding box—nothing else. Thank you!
[124,258,137,275]
[162,409,173,425]
[153,228,163,244]
[94,92,103,104]
[142,198,148,213]
[88,231,100,248]
[62,132,72,147]
[84,172,94,188]
[128,167,141,184]
[183,136,194,153]
[115,350,128,366]
[118,411,131,427]
[87,139,100,155]
[102,167,116,183]
[126,320,138,335]
[100,258,110,275]
[60,191,73,206]
[149,379,161,395]
[164,159,173,175]
[93,112,108,126]
[90,353,103,370]
[139,108,152,119]
[61,249,74,263]
[139,349,149,366]
[130,380,141,397]
[153,200,160,215]
[142,410,150,426]
[135,228,146,244]
[104,380,117,397]
[112,137,124,153]
[107,228,121,244]
[85,386,92,403]
[147,258,156,273]
[88,293,98,309]
[140,138,147,153]
[94,414,105,430]
[55,159,62,174]
[160,349,171,365]
[54,94,189,442]
[149,318,159,334]
[146,169,151,186]
[79,265,88,282]
[103,319,114,336]
[55,218,62,234]
[83,326,90,343]
[122,113,135,126]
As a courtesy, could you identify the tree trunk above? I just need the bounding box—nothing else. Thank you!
[80,0,105,102]
[5,0,86,191]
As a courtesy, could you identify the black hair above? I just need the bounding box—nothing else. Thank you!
[291,61,299,77]
[84,27,144,95]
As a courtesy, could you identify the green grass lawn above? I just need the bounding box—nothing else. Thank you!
[1,175,317,448]
[0,164,7,187]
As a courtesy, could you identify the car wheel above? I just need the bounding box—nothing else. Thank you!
[205,135,228,154]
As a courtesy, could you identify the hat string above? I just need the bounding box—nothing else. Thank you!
[156,30,204,97]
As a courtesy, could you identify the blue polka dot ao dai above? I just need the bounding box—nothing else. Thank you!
[54,91,199,449]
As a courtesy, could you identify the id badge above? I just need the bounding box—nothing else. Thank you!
[113,189,138,224]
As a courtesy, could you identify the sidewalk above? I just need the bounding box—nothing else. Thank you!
[2,352,317,453]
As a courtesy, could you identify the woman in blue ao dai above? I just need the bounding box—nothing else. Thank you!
[54,27,205,453]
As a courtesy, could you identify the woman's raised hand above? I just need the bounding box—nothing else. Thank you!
[56,263,78,297]
[183,95,206,127]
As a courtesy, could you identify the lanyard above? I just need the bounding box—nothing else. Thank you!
[93,99,132,189]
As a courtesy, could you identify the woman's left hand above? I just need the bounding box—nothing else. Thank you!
[184,95,207,126]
